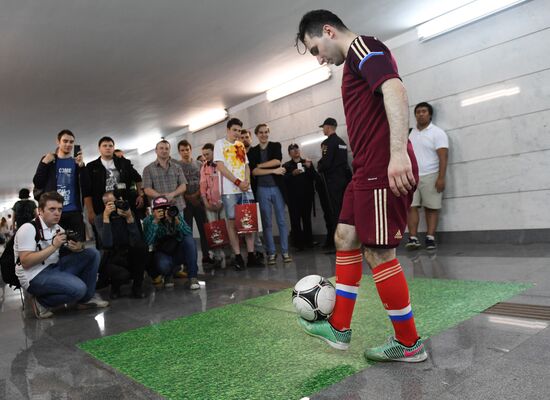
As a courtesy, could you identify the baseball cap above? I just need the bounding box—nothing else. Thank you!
[319,117,337,128]
[288,143,299,152]
[152,196,170,210]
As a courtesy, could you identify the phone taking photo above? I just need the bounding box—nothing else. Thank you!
[73,144,81,158]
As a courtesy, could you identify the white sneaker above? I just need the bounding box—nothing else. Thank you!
[188,278,200,290]
[31,297,53,319]
[164,276,175,288]
[78,294,110,309]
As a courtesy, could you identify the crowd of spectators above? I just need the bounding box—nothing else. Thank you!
[1,101,447,320]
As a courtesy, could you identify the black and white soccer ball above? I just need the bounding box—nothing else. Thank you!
[292,275,336,321]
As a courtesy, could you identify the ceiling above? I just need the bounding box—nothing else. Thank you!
[0,0,467,208]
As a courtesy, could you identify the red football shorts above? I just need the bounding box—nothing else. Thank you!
[339,182,415,248]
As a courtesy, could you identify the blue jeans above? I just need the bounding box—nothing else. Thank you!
[256,186,289,255]
[154,234,198,278]
[28,248,100,308]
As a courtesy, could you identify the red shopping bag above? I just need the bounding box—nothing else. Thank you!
[235,201,262,234]
[203,219,230,248]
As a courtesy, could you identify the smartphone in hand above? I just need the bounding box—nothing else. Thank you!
[73,144,81,158]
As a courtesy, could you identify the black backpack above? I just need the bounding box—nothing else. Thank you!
[14,200,36,230]
[0,218,43,289]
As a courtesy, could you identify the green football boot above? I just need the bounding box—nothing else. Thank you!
[364,336,428,363]
[297,318,351,350]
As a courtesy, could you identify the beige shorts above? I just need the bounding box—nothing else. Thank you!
[411,172,443,210]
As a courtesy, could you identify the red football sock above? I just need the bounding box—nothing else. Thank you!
[329,249,363,331]
[372,258,419,347]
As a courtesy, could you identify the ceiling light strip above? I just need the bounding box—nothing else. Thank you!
[266,66,331,102]
[460,86,520,107]
[417,0,529,41]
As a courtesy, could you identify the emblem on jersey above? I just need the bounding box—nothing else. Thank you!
[394,230,402,239]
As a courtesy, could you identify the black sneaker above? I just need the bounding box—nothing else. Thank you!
[132,286,147,299]
[202,256,215,265]
[247,252,263,268]
[234,254,246,271]
[425,237,437,250]
[254,251,265,262]
[405,237,421,250]
[109,287,121,300]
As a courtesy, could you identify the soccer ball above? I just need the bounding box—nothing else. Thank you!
[292,275,336,321]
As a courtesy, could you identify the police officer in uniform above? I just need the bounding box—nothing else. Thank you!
[317,118,352,250]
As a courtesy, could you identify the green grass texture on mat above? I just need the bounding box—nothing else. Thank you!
[78,278,531,400]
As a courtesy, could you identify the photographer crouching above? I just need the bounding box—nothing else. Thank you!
[94,191,147,299]
[143,196,200,290]
[14,191,108,319]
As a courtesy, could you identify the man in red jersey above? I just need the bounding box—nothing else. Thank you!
[295,10,427,363]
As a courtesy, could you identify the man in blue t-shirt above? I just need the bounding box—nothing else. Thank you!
[33,129,91,240]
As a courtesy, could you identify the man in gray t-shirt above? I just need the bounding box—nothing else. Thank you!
[177,139,212,265]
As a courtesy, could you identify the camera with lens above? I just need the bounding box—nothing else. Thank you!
[114,199,130,211]
[64,229,81,243]
[157,205,179,219]
[166,205,179,218]
[112,186,130,213]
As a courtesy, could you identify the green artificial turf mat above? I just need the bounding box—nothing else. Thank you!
[79,278,531,400]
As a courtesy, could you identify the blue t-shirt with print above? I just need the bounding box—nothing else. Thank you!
[56,158,78,212]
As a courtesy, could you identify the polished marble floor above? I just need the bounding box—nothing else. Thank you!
[1,243,549,400]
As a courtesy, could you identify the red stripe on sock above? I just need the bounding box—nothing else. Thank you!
[373,258,419,346]
[372,258,399,275]
[329,249,362,331]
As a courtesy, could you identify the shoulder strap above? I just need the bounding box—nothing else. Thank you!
[30,218,46,265]
[14,218,45,266]
[30,217,44,243]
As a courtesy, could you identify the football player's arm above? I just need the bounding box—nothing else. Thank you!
[381,78,416,196]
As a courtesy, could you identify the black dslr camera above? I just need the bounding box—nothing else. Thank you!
[159,205,179,219]
[114,198,130,211]
[64,229,81,243]
[112,188,130,213]
[166,205,179,218]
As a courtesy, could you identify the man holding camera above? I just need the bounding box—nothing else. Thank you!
[14,191,107,319]
[143,196,200,290]
[32,129,91,241]
[85,136,145,227]
[94,191,147,299]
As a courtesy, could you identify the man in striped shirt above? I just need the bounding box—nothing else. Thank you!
[295,10,426,363]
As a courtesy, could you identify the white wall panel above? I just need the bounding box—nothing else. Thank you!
[394,0,550,76]
[404,29,550,106]
[421,70,550,132]
[446,109,550,164]
[444,150,550,198]
[439,190,550,231]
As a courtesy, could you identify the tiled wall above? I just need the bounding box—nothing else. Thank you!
[136,0,550,236]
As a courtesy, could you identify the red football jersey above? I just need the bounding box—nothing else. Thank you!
[342,35,417,189]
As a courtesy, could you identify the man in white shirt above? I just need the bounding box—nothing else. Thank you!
[406,102,449,250]
[15,191,108,319]
[213,118,258,270]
